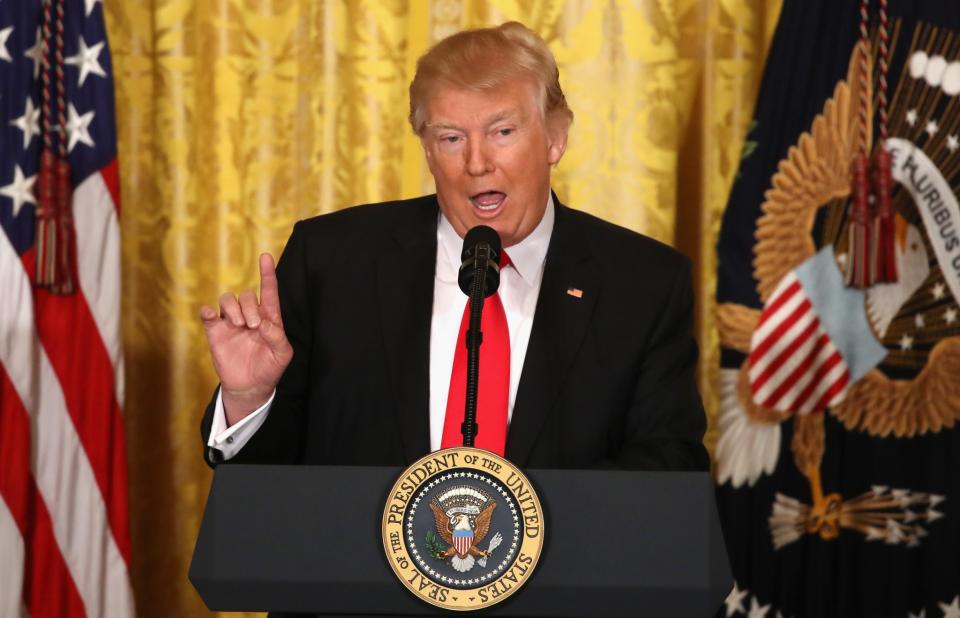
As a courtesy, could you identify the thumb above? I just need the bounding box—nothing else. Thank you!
[199,304,219,327]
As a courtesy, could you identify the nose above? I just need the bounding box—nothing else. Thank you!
[465,137,494,176]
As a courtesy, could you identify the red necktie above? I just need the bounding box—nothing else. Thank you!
[440,255,510,454]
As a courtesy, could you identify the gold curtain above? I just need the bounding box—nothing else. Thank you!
[103,1,780,615]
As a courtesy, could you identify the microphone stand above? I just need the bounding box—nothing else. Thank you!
[460,244,493,447]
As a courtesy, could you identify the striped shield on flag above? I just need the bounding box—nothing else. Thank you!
[453,529,473,557]
[748,247,888,415]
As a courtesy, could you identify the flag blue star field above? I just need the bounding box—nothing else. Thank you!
[0,0,132,616]
[715,1,960,617]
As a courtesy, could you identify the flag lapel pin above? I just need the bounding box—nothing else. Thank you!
[566,287,583,299]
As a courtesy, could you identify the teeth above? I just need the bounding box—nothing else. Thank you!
[472,192,504,211]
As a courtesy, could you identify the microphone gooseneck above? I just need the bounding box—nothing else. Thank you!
[458,225,503,448]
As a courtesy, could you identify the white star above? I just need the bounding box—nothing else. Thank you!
[933,282,946,300]
[66,103,96,152]
[10,99,40,150]
[906,108,918,126]
[900,334,914,351]
[0,26,13,63]
[926,119,939,136]
[65,36,107,87]
[85,0,103,16]
[946,307,958,325]
[949,135,960,153]
[0,166,38,217]
[746,596,770,618]
[940,596,960,618]
[907,610,925,618]
[24,28,43,77]
[915,313,926,328]
[724,582,748,617]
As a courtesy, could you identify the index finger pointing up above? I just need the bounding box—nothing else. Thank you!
[259,253,281,316]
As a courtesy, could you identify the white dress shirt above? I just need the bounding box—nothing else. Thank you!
[207,196,555,459]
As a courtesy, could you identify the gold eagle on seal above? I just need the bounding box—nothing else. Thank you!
[427,485,501,573]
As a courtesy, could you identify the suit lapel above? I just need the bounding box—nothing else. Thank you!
[377,198,438,463]
[506,200,599,466]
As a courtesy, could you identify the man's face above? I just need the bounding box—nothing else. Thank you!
[420,78,568,247]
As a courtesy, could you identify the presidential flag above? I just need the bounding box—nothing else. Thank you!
[714,1,960,616]
[0,0,133,616]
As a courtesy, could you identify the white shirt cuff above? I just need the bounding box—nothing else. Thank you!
[206,388,276,460]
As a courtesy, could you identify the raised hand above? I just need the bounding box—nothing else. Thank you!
[199,253,294,425]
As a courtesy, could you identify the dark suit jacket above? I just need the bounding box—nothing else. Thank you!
[201,194,709,471]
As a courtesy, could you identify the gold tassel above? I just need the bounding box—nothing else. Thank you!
[845,154,872,288]
[34,149,76,294]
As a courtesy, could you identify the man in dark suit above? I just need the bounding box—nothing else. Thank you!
[199,22,708,472]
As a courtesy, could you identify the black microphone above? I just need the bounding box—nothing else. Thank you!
[456,225,502,448]
[458,225,502,297]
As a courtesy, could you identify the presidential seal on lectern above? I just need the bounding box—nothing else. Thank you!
[382,447,544,611]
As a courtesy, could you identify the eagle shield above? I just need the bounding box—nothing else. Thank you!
[452,529,473,557]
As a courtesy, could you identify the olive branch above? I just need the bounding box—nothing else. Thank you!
[425,530,446,559]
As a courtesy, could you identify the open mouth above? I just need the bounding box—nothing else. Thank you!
[470,191,506,213]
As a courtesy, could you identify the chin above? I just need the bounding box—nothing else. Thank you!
[483,222,512,242]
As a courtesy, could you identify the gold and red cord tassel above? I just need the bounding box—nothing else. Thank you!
[847,154,871,287]
[845,0,897,288]
[845,0,873,288]
[35,0,76,295]
[872,148,897,282]
[871,0,897,283]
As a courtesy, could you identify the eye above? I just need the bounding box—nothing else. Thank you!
[441,135,461,144]
[497,128,514,137]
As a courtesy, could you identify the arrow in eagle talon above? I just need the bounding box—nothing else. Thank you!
[476,532,503,568]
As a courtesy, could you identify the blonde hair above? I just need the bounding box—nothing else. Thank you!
[409,21,574,134]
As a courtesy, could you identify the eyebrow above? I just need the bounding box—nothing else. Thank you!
[426,109,522,132]
[485,110,519,126]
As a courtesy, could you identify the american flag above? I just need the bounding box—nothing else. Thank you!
[0,1,133,616]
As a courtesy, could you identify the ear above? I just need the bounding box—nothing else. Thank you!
[545,116,569,166]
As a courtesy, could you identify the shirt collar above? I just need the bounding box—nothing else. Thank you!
[436,193,555,285]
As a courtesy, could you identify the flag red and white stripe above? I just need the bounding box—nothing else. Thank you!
[0,1,134,615]
[748,272,852,415]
